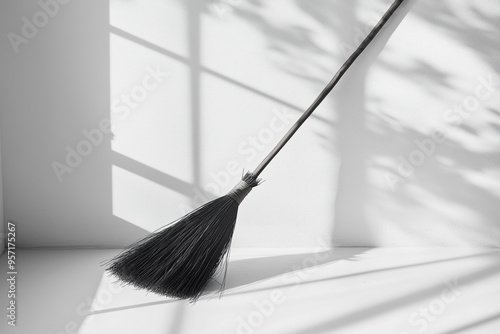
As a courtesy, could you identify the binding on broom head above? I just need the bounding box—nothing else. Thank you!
[106,172,260,301]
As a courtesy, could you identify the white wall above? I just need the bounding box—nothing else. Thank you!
[0,0,147,247]
[0,0,498,248]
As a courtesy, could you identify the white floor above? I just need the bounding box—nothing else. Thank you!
[1,247,499,334]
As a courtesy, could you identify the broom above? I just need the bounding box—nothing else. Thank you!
[106,0,406,301]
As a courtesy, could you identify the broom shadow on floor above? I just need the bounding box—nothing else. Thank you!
[203,247,367,296]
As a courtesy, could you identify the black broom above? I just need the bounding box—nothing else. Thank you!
[106,0,406,301]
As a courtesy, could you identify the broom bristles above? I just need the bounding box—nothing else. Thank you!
[105,172,260,301]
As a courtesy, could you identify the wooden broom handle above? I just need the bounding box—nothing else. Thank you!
[252,0,405,177]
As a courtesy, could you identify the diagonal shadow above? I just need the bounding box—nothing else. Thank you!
[112,151,212,199]
[218,250,500,297]
[206,248,366,293]
[292,260,500,334]
[109,25,332,124]
[441,312,500,334]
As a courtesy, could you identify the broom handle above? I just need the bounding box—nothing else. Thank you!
[252,0,405,177]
